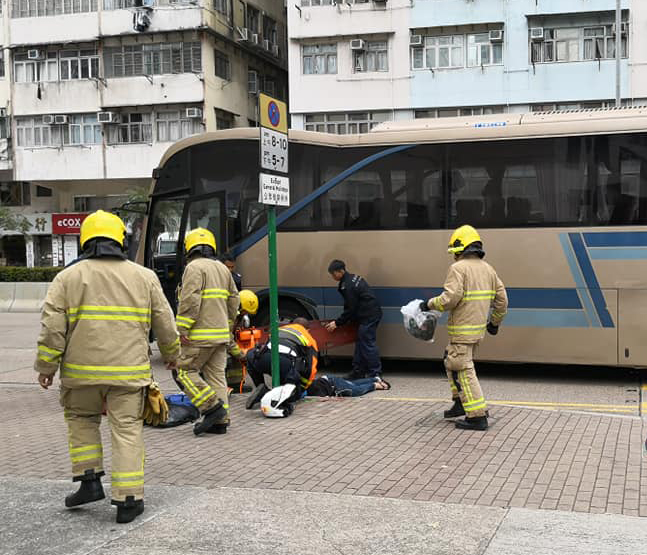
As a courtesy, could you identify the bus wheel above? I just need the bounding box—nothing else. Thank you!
[254,298,314,327]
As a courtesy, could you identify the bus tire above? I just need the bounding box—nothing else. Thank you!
[254,297,315,327]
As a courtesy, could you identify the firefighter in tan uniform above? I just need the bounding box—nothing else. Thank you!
[175,228,240,435]
[421,225,508,431]
[35,210,179,524]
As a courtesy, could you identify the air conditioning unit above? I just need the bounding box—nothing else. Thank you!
[27,49,43,60]
[251,33,260,46]
[409,34,423,47]
[97,111,120,124]
[613,22,628,35]
[54,115,68,124]
[271,44,280,57]
[42,115,55,125]
[185,108,202,118]
[350,38,366,51]
[489,29,503,42]
[236,27,249,42]
[530,27,545,41]
[262,39,271,50]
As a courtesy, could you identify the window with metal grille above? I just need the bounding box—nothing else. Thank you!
[104,42,201,78]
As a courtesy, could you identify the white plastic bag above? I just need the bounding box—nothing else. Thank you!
[400,299,441,342]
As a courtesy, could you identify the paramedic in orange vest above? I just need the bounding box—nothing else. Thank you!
[244,318,318,409]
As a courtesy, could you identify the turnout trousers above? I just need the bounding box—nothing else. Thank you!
[60,385,145,502]
[175,344,229,423]
[443,343,487,418]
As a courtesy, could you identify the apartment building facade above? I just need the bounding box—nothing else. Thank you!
[287,0,647,132]
[0,0,287,266]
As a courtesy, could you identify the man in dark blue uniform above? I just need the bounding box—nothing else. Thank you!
[325,260,383,380]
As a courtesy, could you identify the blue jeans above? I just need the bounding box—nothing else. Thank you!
[353,319,382,378]
[326,376,379,397]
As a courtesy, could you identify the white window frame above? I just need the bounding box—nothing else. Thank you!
[59,48,99,80]
[467,33,503,67]
[15,114,102,148]
[155,110,202,143]
[303,43,337,75]
[411,35,464,70]
[530,25,628,64]
[111,112,153,144]
[353,41,388,73]
[106,42,201,78]
[304,111,392,134]
[11,0,98,18]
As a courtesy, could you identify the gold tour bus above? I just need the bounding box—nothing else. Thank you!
[136,107,647,367]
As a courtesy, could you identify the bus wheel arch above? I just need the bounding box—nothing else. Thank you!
[252,292,319,326]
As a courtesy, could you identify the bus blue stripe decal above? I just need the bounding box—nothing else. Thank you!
[568,233,614,328]
[559,234,598,327]
[280,286,582,310]
[232,144,415,257]
[583,231,647,248]
[588,247,647,260]
[325,306,591,328]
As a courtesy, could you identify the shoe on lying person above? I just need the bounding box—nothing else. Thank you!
[245,383,269,410]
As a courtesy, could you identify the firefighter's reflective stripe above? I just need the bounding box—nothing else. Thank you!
[69,444,103,464]
[176,369,215,407]
[176,315,196,329]
[280,327,309,346]
[201,288,230,299]
[61,363,151,380]
[458,371,487,413]
[431,298,445,312]
[462,290,496,301]
[188,328,230,341]
[67,305,151,323]
[159,338,180,356]
[447,324,486,336]
[38,345,63,363]
[112,470,144,489]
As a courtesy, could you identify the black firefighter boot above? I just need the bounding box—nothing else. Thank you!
[65,469,106,508]
[443,398,465,418]
[455,416,489,431]
[193,400,227,436]
[112,495,145,524]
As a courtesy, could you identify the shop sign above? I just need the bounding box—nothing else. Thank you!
[52,213,88,235]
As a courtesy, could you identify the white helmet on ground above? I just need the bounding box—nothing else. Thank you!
[260,384,297,418]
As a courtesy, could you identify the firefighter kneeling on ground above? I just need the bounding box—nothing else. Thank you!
[226,289,259,393]
[35,210,179,524]
[175,228,240,436]
[244,317,318,410]
[420,225,508,431]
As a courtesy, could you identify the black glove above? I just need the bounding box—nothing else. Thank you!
[486,322,499,335]
[419,300,430,312]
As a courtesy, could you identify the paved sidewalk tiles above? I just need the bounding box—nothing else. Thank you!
[1,384,645,517]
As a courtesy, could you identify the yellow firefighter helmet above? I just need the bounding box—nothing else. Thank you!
[79,210,127,249]
[447,225,481,255]
[239,289,259,315]
[184,228,217,254]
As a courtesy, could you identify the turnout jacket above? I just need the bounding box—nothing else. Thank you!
[35,258,179,388]
[429,255,508,344]
[176,256,240,347]
[334,272,382,326]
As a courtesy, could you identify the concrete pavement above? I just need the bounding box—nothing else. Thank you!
[2,313,647,554]
[2,476,647,555]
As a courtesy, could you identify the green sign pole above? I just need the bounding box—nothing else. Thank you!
[267,205,280,387]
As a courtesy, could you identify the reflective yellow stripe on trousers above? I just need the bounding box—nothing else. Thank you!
[112,470,144,489]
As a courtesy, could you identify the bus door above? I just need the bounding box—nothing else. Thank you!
[182,193,227,254]
[618,290,647,366]
[147,195,185,309]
